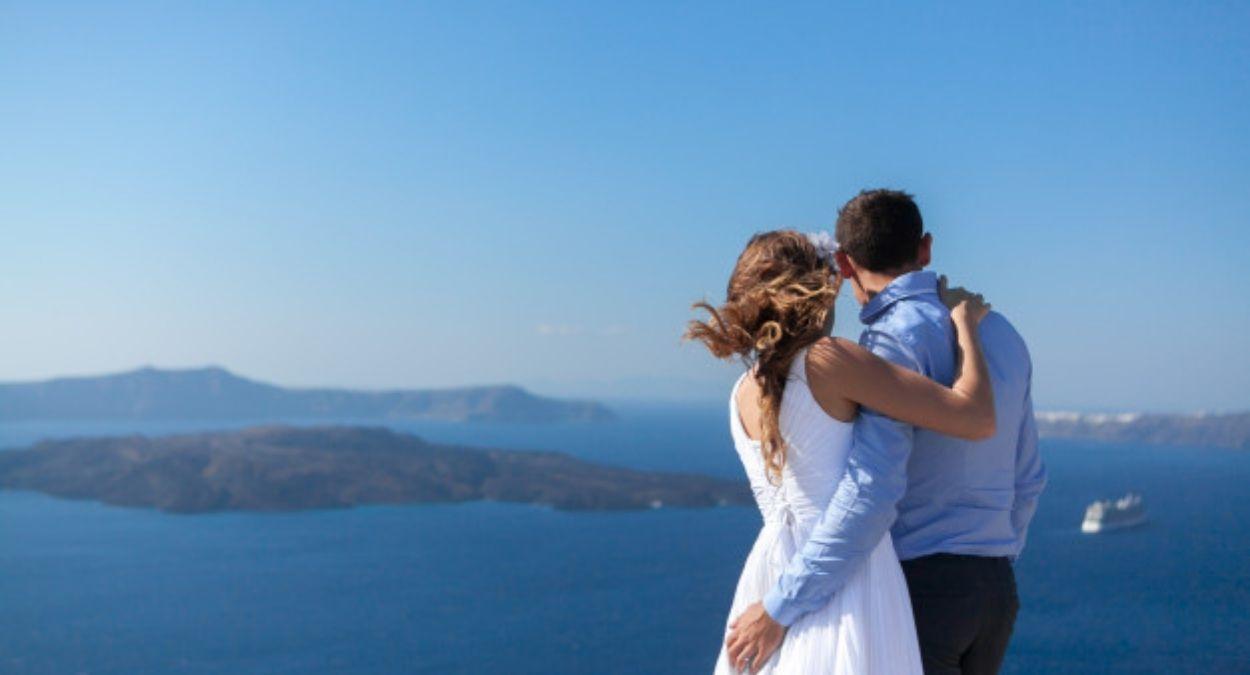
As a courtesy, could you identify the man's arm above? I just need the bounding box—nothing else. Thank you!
[760,329,919,626]
[1011,384,1046,555]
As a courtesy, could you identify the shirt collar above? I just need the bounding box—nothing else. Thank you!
[859,270,940,325]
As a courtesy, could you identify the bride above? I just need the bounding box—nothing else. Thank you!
[686,230,995,674]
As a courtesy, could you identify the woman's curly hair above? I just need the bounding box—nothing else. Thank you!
[685,230,840,483]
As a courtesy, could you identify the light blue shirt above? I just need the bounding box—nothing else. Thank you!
[762,270,1047,627]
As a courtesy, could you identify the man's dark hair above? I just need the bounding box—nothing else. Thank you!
[835,189,924,273]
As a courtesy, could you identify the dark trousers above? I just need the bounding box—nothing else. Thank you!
[901,554,1019,675]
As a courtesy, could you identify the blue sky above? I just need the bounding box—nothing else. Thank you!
[2,1,1248,411]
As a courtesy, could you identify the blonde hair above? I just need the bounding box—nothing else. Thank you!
[684,230,840,483]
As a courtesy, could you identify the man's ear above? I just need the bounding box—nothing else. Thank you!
[834,250,857,280]
[916,233,933,268]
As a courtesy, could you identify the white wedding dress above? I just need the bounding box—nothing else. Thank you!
[714,349,923,674]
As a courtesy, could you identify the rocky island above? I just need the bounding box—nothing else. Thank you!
[0,367,613,423]
[0,426,751,513]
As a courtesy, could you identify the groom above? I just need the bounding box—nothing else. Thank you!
[726,190,1047,675]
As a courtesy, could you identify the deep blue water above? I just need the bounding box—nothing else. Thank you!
[1,408,1248,674]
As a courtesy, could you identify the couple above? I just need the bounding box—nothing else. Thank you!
[688,190,1047,675]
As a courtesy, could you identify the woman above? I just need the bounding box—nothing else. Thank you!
[686,230,995,674]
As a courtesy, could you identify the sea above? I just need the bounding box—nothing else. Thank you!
[1,405,1248,674]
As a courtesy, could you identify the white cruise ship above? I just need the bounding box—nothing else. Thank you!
[1081,493,1147,533]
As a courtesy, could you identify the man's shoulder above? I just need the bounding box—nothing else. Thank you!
[865,296,951,348]
[861,296,952,374]
[979,309,1023,337]
[979,311,1032,366]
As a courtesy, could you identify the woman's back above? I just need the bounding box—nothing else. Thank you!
[729,348,854,528]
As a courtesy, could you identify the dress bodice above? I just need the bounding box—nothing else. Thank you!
[729,348,854,527]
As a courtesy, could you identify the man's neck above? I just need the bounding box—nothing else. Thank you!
[857,265,921,300]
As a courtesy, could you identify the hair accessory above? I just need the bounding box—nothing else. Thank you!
[805,231,839,265]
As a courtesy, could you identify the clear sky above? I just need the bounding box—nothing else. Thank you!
[3,1,1248,411]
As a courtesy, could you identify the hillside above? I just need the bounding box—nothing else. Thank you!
[0,426,750,513]
[1036,411,1250,450]
[0,367,614,423]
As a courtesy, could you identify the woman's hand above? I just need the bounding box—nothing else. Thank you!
[726,602,786,673]
[939,275,991,326]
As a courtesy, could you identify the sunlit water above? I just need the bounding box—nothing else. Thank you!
[1,407,1247,673]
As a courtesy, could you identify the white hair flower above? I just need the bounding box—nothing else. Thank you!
[804,231,839,265]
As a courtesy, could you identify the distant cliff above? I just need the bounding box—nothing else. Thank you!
[0,367,614,423]
[1037,411,1250,450]
[0,426,751,513]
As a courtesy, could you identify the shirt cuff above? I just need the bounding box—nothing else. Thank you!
[761,587,804,627]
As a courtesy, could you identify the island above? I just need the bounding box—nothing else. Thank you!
[0,426,752,513]
[0,367,613,423]
[1036,411,1250,450]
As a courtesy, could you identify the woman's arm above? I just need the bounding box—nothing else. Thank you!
[806,284,996,440]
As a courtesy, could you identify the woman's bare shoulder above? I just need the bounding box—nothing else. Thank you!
[803,338,861,422]
[806,336,874,377]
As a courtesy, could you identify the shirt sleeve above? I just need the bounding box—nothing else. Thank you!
[1010,381,1046,558]
[761,329,919,626]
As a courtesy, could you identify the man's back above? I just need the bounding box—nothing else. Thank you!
[884,301,1041,560]
[856,269,1045,675]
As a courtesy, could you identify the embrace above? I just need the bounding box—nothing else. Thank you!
[688,190,1047,675]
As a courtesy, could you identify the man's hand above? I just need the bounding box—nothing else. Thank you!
[725,602,786,673]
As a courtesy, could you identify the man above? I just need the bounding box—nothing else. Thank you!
[727,189,1047,674]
